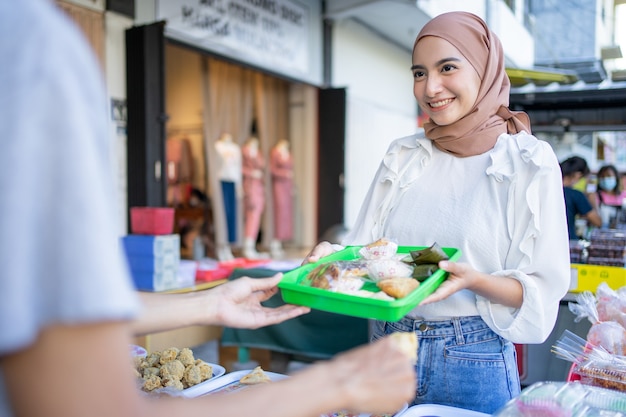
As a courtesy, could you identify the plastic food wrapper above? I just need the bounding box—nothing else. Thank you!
[304,260,369,293]
[552,330,626,393]
[596,282,626,330]
[358,238,399,260]
[587,321,626,356]
[569,287,626,356]
[366,259,414,282]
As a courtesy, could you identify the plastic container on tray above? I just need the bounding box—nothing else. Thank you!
[130,207,175,235]
[278,245,461,322]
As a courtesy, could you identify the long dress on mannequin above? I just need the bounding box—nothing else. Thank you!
[215,133,241,260]
[242,137,267,259]
[270,139,293,257]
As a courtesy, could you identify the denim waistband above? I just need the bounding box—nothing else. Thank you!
[388,315,491,339]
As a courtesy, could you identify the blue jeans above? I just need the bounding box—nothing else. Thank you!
[371,316,520,414]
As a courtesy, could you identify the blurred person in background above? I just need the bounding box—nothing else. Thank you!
[560,156,602,239]
[591,164,626,229]
[0,1,416,416]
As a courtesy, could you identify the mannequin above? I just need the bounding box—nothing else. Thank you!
[269,139,294,258]
[214,132,242,260]
[241,137,268,259]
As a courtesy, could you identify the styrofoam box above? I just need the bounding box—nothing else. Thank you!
[122,234,180,257]
[398,404,490,417]
[178,260,198,288]
[130,268,178,292]
[126,252,179,273]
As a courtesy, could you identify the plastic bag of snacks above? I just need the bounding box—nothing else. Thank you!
[569,284,626,356]
[492,381,626,416]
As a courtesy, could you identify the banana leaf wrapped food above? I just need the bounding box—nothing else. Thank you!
[402,242,449,282]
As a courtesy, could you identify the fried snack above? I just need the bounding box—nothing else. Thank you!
[143,366,160,378]
[144,352,161,367]
[162,378,184,390]
[184,362,214,387]
[136,346,213,393]
[177,347,195,366]
[377,277,419,298]
[389,331,418,363]
[240,366,271,385]
[159,359,185,381]
[142,375,162,392]
[159,347,180,364]
[195,360,213,380]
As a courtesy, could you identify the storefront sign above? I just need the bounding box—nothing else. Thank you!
[157,0,314,82]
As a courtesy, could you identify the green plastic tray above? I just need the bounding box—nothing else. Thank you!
[278,245,461,322]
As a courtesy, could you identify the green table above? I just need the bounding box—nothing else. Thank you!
[221,267,370,361]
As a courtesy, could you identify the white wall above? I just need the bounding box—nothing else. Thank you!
[331,19,418,230]
[417,0,534,68]
[105,11,134,235]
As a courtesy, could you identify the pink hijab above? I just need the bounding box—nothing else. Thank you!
[414,12,530,157]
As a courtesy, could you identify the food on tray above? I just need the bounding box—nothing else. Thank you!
[134,346,213,392]
[239,366,271,385]
[302,239,451,300]
[377,277,420,298]
[406,242,449,264]
[366,259,414,282]
[411,264,440,281]
[359,237,399,260]
[305,260,369,292]
[389,332,418,363]
[402,242,449,282]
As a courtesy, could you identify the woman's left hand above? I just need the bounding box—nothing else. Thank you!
[419,261,523,308]
[418,261,478,305]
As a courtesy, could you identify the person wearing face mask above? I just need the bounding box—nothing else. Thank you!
[303,11,570,414]
[593,164,626,229]
[560,156,602,239]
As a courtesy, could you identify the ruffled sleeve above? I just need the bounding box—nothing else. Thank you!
[478,132,570,343]
[342,133,432,245]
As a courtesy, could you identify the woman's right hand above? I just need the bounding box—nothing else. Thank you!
[301,241,337,265]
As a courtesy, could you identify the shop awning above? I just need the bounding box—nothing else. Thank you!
[506,67,579,87]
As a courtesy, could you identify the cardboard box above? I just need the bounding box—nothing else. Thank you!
[122,234,181,291]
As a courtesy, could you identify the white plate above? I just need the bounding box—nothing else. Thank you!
[321,403,408,417]
[180,369,287,398]
[396,404,490,417]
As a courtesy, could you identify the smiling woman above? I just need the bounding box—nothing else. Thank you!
[303,11,570,414]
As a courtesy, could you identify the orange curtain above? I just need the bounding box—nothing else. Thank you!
[55,1,105,69]
[201,57,289,253]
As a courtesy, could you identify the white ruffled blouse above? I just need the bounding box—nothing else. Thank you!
[342,131,570,344]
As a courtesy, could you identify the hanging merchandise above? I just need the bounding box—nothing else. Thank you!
[242,136,268,259]
[269,139,293,257]
[166,137,194,206]
[215,132,242,245]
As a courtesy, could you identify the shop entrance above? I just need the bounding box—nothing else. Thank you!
[126,23,322,260]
